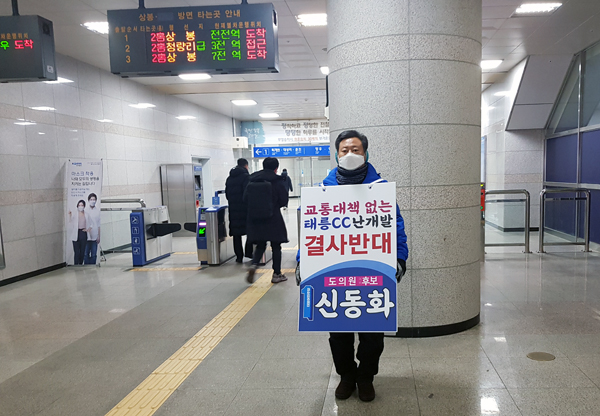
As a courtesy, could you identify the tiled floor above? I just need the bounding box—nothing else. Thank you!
[1,201,600,415]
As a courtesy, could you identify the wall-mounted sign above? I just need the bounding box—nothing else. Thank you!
[0,15,56,83]
[253,145,330,158]
[242,119,329,144]
[108,3,279,77]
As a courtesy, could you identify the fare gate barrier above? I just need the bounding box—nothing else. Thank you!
[484,189,531,253]
[539,188,591,253]
[184,205,272,266]
[130,206,181,267]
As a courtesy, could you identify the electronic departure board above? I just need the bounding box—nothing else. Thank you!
[108,3,279,77]
[0,15,57,83]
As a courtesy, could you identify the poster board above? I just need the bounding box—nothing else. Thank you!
[298,182,397,332]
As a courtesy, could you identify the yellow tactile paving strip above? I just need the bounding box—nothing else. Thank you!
[105,268,295,416]
[172,251,197,255]
[130,267,202,272]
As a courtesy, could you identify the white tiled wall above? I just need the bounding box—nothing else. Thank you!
[0,53,237,280]
[482,60,544,229]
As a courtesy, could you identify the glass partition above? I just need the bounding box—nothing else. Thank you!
[484,197,527,246]
[582,43,600,127]
[548,55,580,134]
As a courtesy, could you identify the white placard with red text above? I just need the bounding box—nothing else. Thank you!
[299,182,397,332]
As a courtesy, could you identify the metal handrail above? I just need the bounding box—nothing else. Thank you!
[0,218,5,270]
[484,189,531,253]
[100,198,146,211]
[539,188,591,253]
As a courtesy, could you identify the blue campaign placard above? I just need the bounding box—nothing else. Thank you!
[253,145,330,158]
[298,183,398,333]
[299,260,397,332]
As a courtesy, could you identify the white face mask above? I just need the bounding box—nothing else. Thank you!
[78,206,85,212]
[89,201,96,207]
[338,152,365,170]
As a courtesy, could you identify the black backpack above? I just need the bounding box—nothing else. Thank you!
[246,180,274,220]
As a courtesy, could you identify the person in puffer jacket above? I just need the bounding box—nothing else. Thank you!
[296,130,408,402]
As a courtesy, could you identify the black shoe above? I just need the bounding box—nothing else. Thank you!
[236,258,243,263]
[357,381,375,402]
[335,379,356,400]
[246,264,257,283]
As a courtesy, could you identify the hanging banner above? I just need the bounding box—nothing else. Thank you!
[241,119,329,144]
[64,159,103,266]
[299,182,397,332]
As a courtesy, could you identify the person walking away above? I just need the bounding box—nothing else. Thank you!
[244,157,289,284]
[281,168,293,209]
[84,193,101,264]
[295,130,408,402]
[225,158,253,263]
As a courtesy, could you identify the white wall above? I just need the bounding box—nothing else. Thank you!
[482,58,544,229]
[0,53,236,281]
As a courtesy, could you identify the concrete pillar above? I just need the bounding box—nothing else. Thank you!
[328,0,482,335]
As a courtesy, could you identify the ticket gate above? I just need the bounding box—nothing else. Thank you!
[193,206,234,265]
[130,206,181,267]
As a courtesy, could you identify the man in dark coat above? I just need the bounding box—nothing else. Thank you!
[244,157,289,284]
[281,168,293,209]
[225,158,253,263]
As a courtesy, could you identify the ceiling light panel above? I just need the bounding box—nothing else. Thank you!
[296,14,327,27]
[231,100,257,106]
[82,22,109,34]
[514,3,562,15]
[481,60,503,69]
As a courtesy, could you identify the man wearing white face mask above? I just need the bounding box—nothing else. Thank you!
[296,130,408,402]
[84,193,101,265]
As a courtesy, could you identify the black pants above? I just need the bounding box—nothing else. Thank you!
[72,229,87,265]
[252,241,282,274]
[233,235,253,260]
[329,332,385,383]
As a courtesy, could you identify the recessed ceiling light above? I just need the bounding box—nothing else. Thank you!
[29,106,56,111]
[320,66,330,75]
[514,3,562,15]
[259,113,279,118]
[82,22,109,35]
[178,73,211,80]
[494,91,510,97]
[43,77,74,84]
[176,115,196,120]
[296,14,327,27]
[481,60,503,69]
[231,100,257,106]
[38,132,45,135]
[98,119,113,123]
[14,120,36,126]
[129,103,156,109]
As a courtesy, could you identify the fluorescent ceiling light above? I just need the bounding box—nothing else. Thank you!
[176,115,196,120]
[231,100,257,106]
[43,77,74,84]
[515,3,562,15]
[38,132,45,135]
[178,73,211,80]
[320,66,330,75]
[494,91,510,97]
[296,14,327,27]
[98,119,113,123]
[129,103,156,109]
[15,120,36,125]
[259,113,279,118]
[82,22,109,35]
[481,60,503,69]
[29,106,56,111]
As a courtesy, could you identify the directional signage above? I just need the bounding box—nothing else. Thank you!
[253,145,330,158]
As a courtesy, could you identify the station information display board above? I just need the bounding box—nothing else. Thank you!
[0,15,57,83]
[108,3,279,77]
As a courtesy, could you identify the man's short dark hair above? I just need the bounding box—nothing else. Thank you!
[334,130,369,152]
[237,158,248,167]
[263,157,279,171]
[87,193,97,201]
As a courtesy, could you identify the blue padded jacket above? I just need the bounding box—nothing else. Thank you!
[296,163,409,262]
